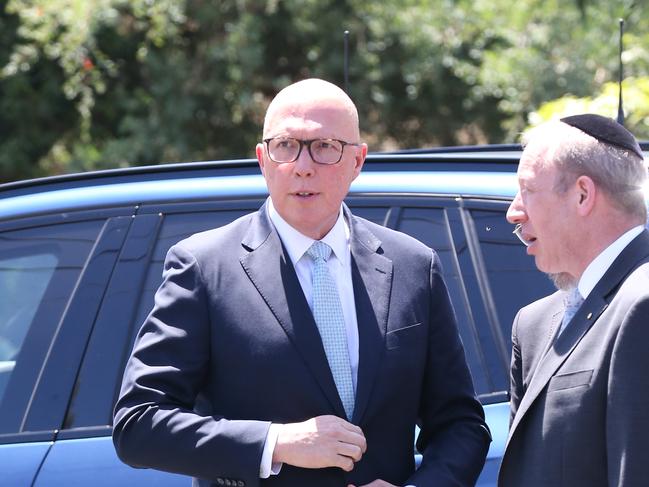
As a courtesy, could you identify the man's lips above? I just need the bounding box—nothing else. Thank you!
[292,191,319,197]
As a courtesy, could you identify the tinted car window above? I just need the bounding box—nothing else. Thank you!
[66,199,536,430]
[0,254,57,403]
[64,207,255,430]
[394,206,492,396]
[131,209,253,342]
[349,206,390,226]
[470,209,555,348]
[0,220,104,431]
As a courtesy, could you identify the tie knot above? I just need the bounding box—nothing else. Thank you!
[307,240,332,262]
[564,287,584,313]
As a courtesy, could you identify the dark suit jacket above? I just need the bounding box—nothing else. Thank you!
[499,229,649,487]
[113,202,490,487]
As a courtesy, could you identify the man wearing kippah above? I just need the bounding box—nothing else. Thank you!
[498,114,649,486]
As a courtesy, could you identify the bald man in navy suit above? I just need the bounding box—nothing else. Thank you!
[113,78,490,487]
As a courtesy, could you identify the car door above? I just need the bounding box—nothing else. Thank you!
[44,200,264,486]
[0,208,132,487]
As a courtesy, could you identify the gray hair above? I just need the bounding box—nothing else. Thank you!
[523,121,648,222]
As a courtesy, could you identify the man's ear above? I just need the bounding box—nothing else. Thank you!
[575,175,597,216]
[351,143,368,180]
[256,143,266,175]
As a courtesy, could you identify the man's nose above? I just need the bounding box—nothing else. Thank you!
[506,193,526,224]
[293,144,315,176]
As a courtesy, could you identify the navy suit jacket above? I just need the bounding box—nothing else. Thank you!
[113,202,490,487]
[499,229,649,487]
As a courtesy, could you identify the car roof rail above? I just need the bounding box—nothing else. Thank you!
[386,143,523,155]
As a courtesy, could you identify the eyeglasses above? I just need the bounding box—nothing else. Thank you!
[512,224,531,247]
[263,137,360,165]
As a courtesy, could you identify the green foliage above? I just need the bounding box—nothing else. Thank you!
[351,0,508,147]
[1,0,648,182]
[476,0,645,139]
[529,76,649,139]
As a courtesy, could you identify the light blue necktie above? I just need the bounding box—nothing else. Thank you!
[306,241,355,420]
[558,287,584,336]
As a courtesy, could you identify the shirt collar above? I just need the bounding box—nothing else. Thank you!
[578,225,645,299]
[267,198,350,267]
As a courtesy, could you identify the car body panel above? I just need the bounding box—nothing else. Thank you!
[0,170,520,222]
[33,436,187,487]
[0,442,51,487]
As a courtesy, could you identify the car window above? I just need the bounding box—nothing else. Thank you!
[470,209,555,351]
[0,254,57,403]
[0,219,104,432]
[65,200,529,430]
[393,206,492,396]
[348,206,390,226]
[64,208,255,430]
[130,210,253,342]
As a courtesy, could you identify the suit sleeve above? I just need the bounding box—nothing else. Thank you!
[508,311,524,427]
[406,251,491,486]
[112,244,270,487]
[606,294,649,486]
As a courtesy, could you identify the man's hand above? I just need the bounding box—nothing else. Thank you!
[347,481,399,487]
[273,415,367,471]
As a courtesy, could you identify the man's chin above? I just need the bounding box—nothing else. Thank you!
[548,272,577,291]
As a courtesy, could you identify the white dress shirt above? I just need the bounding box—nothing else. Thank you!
[259,200,359,477]
[577,225,644,299]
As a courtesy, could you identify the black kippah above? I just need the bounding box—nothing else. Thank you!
[560,114,643,158]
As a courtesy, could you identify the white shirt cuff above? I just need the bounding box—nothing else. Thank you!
[259,423,283,478]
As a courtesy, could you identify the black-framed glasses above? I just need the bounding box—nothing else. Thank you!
[263,137,360,165]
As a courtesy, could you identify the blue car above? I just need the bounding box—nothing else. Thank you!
[1,145,647,486]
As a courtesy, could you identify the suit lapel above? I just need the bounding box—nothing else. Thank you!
[526,307,562,387]
[239,203,346,417]
[508,229,649,444]
[509,294,608,438]
[347,209,393,423]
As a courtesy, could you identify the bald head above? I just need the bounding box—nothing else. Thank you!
[255,78,367,240]
[262,78,360,141]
